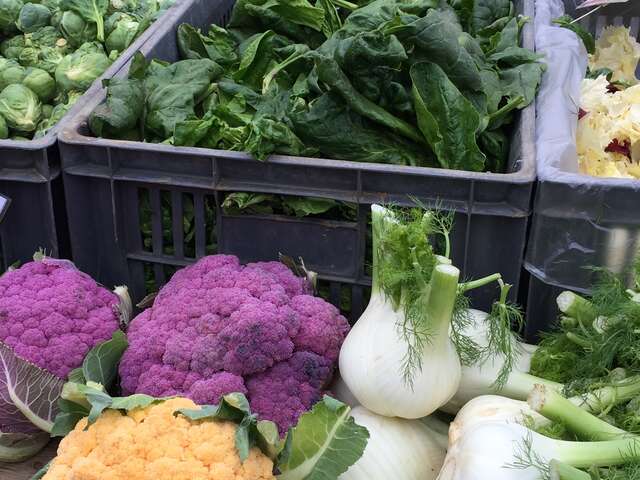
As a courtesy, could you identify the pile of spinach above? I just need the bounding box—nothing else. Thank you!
[0,0,175,140]
[90,0,544,173]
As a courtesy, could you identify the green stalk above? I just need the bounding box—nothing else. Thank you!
[497,372,563,401]
[556,291,597,326]
[529,385,627,441]
[553,437,640,469]
[369,205,386,295]
[570,376,640,413]
[565,332,592,349]
[458,273,502,293]
[427,264,461,338]
[550,460,591,480]
[331,0,358,10]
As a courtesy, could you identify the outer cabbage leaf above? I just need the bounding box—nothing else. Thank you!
[0,340,64,434]
[276,396,369,480]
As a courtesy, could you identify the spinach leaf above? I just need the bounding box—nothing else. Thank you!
[498,61,545,107]
[389,8,483,93]
[291,93,430,166]
[60,0,109,41]
[411,61,485,171]
[144,59,223,139]
[234,30,281,90]
[244,116,315,160]
[317,0,342,38]
[89,77,144,138]
[177,23,238,67]
[469,0,512,35]
[312,53,424,144]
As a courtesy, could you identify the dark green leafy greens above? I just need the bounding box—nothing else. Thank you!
[0,0,175,140]
[90,0,543,173]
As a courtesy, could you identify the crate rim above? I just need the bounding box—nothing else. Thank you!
[59,0,537,186]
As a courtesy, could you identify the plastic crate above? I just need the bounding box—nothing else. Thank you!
[524,0,640,341]
[0,0,188,268]
[59,0,537,316]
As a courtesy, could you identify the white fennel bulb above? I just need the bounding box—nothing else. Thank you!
[339,205,462,418]
[447,395,545,448]
[438,388,640,480]
[340,407,446,480]
[442,309,562,414]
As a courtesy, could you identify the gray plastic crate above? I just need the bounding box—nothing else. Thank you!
[59,0,537,316]
[524,0,640,340]
[0,0,187,268]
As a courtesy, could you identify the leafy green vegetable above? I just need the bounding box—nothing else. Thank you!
[16,3,51,34]
[0,0,23,34]
[60,10,96,46]
[88,77,143,137]
[91,0,541,173]
[0,83,41,132]
[411,61,486,171]
[277,396,369,480]
[60,0,108,41]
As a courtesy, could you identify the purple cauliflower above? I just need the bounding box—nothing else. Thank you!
[0,258,121,379]
[119,254,350,435]
[0,256,126,462]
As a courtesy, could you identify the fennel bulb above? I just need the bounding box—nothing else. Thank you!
[438,388,640,480]
[442,309,562,414]
[340,406,446,480]
[339,205,462,418]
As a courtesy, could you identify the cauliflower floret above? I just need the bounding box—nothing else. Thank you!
[42,398,276,480]
[119,255,349,434]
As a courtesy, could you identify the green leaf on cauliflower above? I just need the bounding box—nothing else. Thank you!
[81,330,128,389]
[276,395,369,480]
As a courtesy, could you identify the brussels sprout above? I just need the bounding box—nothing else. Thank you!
[33,89,79,137]
[41,102,52,118]
[1,34,25,59]
[0,0,23,34]
[18,45,38,66]
[55,42,111,92]
[22,67,54,102]
[34,44,66,73]
[0,114,8,138]
[50,7,61,27]
[0,83,41,132]
[30,25,60,46]
[60,10,95,47]
[0,60,25,89]
[16,3,51,33]
[104,12,138,54]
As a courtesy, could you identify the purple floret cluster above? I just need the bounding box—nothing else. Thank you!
[119,255,350,434]
[0,258,120,378]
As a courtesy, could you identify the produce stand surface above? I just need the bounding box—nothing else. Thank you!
[59,0,537,316]
[1,441,58,480]
[0,0,189,270]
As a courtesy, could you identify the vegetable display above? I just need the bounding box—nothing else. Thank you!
[118,254,350,435]
[0,0,175,140]
[564,23,640,178]
[0,253,130,462]
[42,391,369,480]
[89,0,543,173]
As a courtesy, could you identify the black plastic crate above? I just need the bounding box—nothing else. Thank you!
[525,0,640,340]
[59,0,537,315]
[0,0,188,268]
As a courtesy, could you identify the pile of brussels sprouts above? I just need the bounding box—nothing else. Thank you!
[0,0,174,140]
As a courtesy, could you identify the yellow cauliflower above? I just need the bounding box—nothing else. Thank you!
[43,398,276,480]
